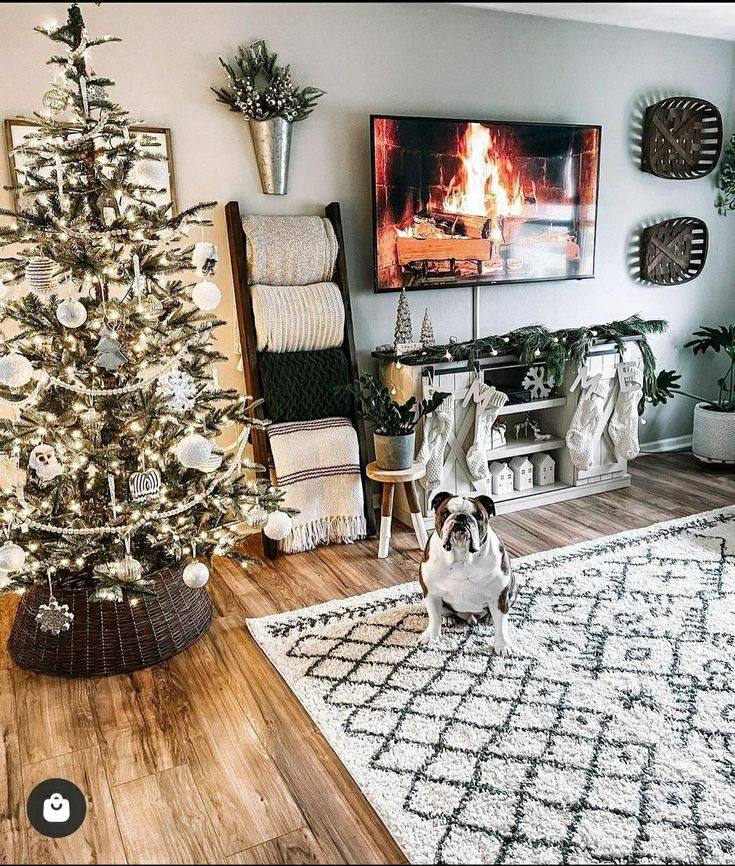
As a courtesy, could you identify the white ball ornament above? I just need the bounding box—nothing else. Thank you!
[56,298,87,329]
[0,542,26,573]
[263,510,293,541]
[0,353,34,388]
[182,561,210,588]
[175,433,213,470]
[192,280,221,312]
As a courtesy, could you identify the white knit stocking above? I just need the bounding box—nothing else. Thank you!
[416,391,454,503]
[609,366,643,461]
[566,378,610,470]
[466,387,509,484]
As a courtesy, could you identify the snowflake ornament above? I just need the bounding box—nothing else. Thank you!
[522,366,555,400]
[156,369,197,414]
[35,597,74,635]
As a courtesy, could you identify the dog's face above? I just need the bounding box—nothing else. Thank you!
[431,492,495,553]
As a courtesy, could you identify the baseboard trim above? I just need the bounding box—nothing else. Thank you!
[640,434,692,454]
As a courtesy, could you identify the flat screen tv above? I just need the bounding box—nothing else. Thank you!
[371,115,601,293]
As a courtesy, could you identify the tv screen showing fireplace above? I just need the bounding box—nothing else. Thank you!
[371,115,601,292]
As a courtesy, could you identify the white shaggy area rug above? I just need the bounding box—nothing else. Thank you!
[248,507,735,864]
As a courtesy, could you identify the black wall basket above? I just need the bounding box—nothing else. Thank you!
[641,97,723,179]
[640,217,708,285]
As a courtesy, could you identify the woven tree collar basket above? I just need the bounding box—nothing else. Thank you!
[7,563,212,677]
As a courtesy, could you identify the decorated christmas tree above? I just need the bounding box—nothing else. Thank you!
[0,5,292,625]
[393,288,413,347]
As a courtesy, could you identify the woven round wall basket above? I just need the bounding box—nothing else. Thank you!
[7,563,212,677]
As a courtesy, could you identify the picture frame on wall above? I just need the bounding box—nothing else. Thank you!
[3,118,178,213]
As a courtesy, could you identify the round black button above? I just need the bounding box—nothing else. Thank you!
[26,778,86,838]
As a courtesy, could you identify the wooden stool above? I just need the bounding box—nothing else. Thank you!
[366,462,429,558]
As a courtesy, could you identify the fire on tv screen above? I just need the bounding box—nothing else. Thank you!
[371,115,601,293]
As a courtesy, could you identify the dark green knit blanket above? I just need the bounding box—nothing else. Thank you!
[258,347,352,422]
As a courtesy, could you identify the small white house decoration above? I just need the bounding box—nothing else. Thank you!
[509,455,534,491]
[531,452,556,486]
[489,461,514,496]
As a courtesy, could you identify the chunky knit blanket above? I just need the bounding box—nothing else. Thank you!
[251,282,345,352]
[268,417,367,553]
[258,348,351,422]
[242,215,338,286]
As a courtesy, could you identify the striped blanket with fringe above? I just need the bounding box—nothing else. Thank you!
[268,417,367,553]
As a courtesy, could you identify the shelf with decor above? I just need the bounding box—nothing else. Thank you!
[501,396,567,415]
[377,338,642,525]
[486,436,566,461]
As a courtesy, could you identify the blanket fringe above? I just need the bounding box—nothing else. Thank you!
[280,515,367,554]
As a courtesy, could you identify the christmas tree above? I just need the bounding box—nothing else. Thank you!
[393,288,413,347]
[0,5,292,607]
[420,308,435,347]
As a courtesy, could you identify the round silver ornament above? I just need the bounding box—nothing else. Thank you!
[43,87,68,113]
[263,511,293,541]
[25,256,56,293]
[192,280,221,312]
[0,353,34,388]
[182,560,210,588]
[174,434,213,470]
[200,446,224,474]
[246,505,268,529]
[56,298,87,329]
[0,542,26,572]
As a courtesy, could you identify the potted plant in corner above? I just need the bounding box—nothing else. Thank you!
[345,373,449,471]
[667,326,735,463]
[213,40,325,195]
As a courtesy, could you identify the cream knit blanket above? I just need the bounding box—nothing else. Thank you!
[242,215,338,286]
[268,417,367,553]
[251,282,345,352]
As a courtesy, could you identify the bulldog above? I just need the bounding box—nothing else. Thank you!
[418,491,517,655]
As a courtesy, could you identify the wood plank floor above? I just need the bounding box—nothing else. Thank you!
[1,453,733,864]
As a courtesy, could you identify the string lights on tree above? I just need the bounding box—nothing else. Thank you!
[0,4,295,609]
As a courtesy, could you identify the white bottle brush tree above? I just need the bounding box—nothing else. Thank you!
[0,4,294,609]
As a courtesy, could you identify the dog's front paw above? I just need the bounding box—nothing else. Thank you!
[494,641,514,657]
[418,628,440,646]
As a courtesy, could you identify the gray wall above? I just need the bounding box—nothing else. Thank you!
[1,2,733,443]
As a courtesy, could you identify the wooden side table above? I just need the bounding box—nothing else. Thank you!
[366,462,429,558]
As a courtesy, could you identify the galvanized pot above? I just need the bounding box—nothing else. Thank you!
[374,432,415,471]
[249,117,292,195]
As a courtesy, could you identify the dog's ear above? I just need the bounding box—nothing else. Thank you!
[474,495,496,517]
[431,491,453,512]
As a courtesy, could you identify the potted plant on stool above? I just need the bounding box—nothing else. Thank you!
[669,326,735,463]
[345,373,449,471]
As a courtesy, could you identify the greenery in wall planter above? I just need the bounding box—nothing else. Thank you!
[213,40,325,195]
[343,373,450,471]
[715,133,735,215]
[661,326,735,463]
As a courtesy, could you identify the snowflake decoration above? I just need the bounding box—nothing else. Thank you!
[156,369,197,414]
[522,366,555,399]
[35,597,74,635]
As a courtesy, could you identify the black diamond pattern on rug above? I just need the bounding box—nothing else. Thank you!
[251,509,735,864]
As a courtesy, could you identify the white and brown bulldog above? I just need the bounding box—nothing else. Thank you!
[418,491,517,655]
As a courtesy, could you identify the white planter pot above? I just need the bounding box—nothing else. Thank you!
[692,402,735,463]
